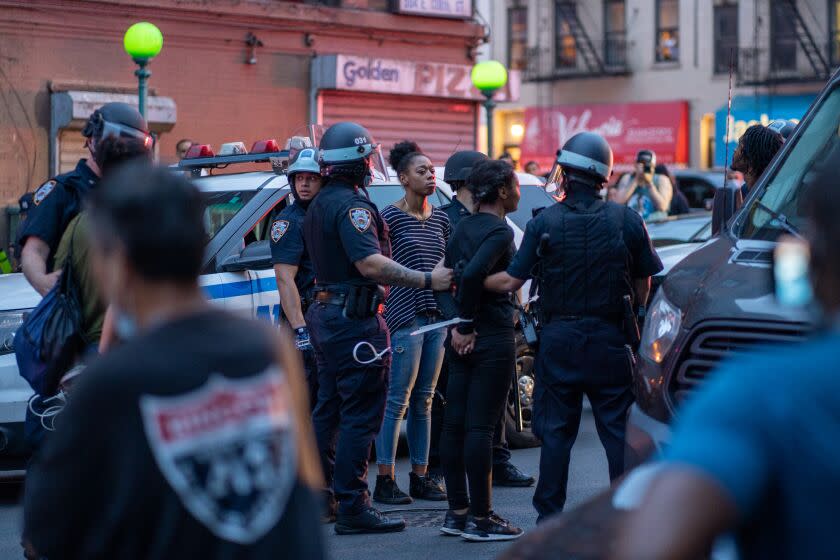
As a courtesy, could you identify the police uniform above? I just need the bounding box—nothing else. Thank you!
[17,159,99,262]
[439,197,471,226]
[507,188,662,521]
[270,202,318,405]
[303,177,392,518]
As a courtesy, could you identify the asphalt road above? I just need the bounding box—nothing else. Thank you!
[0,405,610,560]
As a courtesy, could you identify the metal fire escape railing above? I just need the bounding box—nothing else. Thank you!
[738,0,833,86]
[782,0,832,78]
[524,1,629,82]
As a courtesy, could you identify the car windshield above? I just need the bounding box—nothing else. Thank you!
[365,184,451,210]
[647,215,712,247]
[740,86,840,240]
[507,185,557,229]
[203,191,258,239]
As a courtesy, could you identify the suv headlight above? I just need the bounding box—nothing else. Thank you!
[640,291,682,364]
[0,310,29,356]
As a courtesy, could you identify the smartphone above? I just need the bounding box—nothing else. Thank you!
[773,236,813,307]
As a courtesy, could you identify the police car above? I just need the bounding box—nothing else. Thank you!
[0,139,548,469]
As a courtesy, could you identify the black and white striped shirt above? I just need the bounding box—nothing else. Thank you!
[382,204,451,332]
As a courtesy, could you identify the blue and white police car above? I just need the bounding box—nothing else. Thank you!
[0,138,551,471]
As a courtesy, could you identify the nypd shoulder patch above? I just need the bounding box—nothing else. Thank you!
[271,220,289,243]
[349,208,372,233]
[33,180,57,206]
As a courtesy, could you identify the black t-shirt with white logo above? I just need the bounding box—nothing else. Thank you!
[24,309,325,560]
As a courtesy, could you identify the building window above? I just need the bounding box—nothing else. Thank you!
[604,0,626,67]
[508,5,528,71]
[555,1,577,69]
[713,1,738,74]
[655,0,679,62]
[832,0,840,65]
[771,0,797,71]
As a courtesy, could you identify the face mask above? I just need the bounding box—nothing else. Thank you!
[114,308,139,340]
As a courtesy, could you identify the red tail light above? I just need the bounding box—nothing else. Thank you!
[184,144,215,158]
[251,139,281,153]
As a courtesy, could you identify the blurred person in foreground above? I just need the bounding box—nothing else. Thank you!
[614,170,840,559]
[23,165,325,560]
[732,124,784,199]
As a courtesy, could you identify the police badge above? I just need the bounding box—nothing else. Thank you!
[349,208,372,232]
[271,220,289,243]
[33,180,57,206]
[140,369,297,544]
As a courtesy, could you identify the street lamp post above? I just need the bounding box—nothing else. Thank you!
[123,22,164,119]
[470,60,508,158]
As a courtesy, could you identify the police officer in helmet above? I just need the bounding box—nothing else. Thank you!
[484,132,663,522]
[18,102,151,296]
[272,146,323,409]
[303,122,452,535]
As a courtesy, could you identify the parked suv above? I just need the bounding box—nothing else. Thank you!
[624,72,840,467]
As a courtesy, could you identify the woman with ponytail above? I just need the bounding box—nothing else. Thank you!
[373,141,450,505]
[438,159,524,542]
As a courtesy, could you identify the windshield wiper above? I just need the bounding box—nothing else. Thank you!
[754,201,804,239]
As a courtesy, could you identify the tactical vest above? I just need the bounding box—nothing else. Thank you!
[540,199,632,317]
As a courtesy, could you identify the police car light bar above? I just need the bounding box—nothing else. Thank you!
[184,144,215,159]
[251,139,281,153]
[218,142,248,156]
[178,142,290,171]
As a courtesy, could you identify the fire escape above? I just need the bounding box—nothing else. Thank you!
[738,0,834,86]
[524,1,630,82]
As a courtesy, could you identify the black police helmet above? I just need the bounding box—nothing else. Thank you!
[551,132,613,185]
[767,119,797,141]
[319,122,377,165]
[82,102,148,138]
[444,150,488,183]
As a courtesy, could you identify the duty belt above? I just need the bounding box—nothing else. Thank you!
[314,291,347,306]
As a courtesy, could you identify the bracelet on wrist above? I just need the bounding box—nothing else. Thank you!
[424,271,432,290]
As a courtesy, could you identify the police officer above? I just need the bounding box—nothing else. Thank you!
[303,122,451,535]
[272,146,322,409]
[484,132,663,522]
[17,102,150,296]
[431,150,535,488]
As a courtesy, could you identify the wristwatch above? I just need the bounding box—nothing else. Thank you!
[424,271,432,290]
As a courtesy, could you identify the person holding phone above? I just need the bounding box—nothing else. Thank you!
[615,150,673,222]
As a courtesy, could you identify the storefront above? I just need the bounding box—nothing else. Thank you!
[519,101,690,173]
[713,94,817,167]
[312,54,520,165]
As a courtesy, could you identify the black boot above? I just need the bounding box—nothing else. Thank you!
[409,472,447,501]
[373,475,412,505]
[492,462,535,487]
[335,506,406,535]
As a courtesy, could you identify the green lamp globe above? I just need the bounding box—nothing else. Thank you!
[124,22,163,60]
[471,60,508,93]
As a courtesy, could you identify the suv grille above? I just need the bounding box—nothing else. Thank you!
[670,320,809,405]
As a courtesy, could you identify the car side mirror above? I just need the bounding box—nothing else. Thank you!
[219,240,272,272]
[711,182,744,236]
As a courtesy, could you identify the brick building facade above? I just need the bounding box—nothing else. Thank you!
[0,0,491,248]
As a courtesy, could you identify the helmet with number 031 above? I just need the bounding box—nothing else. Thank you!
[545,131,613,191]
[318,121,388,182]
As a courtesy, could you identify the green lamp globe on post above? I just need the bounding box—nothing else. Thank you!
[471,60,508,159]
[123,22,163,119]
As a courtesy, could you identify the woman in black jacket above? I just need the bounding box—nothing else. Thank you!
[439,159,524,542]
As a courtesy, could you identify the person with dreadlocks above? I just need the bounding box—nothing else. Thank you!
[732,124,784,198]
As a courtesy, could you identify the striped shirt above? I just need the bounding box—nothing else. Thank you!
[382,204,451,332]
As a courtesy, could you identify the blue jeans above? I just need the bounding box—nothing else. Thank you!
[375,314,446,467]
